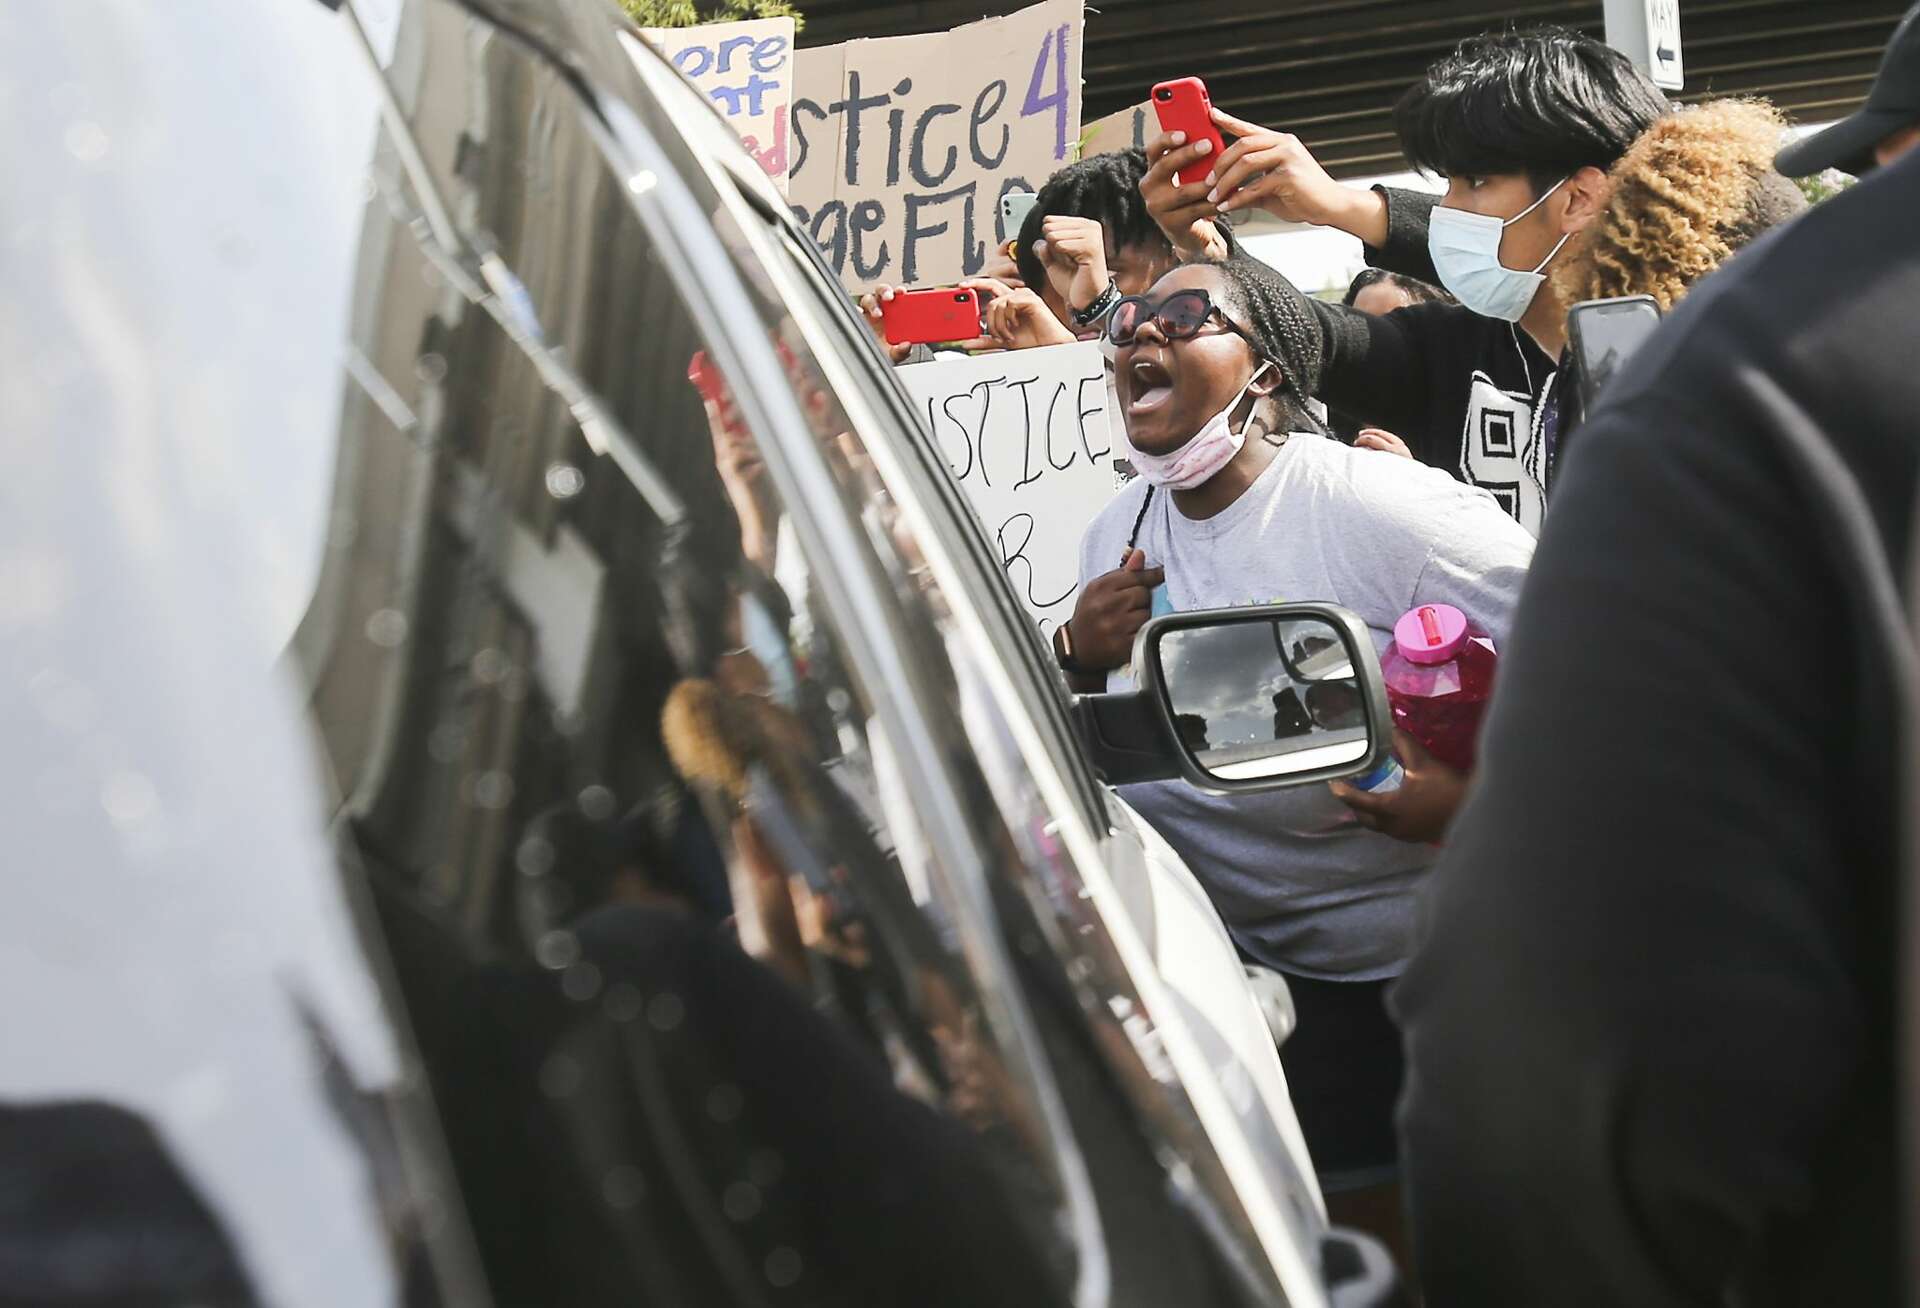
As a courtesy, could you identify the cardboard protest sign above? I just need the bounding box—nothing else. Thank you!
[789,0,1083,292]
[1079,100,1154,159]
[897,341,1128,632]
[641,18,795,191]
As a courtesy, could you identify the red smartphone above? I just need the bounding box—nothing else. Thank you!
[881,287,982,346]
[687,350,745,436]
[1152,77,1227,188]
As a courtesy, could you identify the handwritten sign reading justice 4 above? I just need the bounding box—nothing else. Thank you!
[898,341,1126,633]
[788,0,1083,291]
[642,18,795,191]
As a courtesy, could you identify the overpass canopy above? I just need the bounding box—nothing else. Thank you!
[797,0,1910,178]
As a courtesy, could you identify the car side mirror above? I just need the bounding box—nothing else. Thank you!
[1069,603,1393,794]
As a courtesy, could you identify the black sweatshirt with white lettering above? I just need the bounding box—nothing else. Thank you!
[1292,187,1560,535]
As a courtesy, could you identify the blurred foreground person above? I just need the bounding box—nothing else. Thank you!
[1395,149,1920,1307]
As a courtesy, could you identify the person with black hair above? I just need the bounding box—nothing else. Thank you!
[1342,268,1449,316]
[859,149,1195,358]
[1330,271,1451,450]
[1142,27,1669,535]
[1053,254,1533,1254]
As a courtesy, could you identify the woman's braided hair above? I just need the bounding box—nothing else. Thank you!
[1208,255,1327,434]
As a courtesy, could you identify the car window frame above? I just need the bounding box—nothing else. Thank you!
[557,34,1332,1304]
[720,205,1337,1307]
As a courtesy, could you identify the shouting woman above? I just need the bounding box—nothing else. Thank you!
[1053,255,1533,1248]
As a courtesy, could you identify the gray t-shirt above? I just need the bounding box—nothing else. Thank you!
[1078,433,1535,980]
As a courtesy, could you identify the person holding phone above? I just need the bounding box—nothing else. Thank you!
[1142,30,1668,536]
[1057,254,1533,1258]
[859,150,1200,359]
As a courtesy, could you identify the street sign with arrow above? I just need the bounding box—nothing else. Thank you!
[1604,0,1685,91]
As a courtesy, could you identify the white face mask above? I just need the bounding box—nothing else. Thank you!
[1123,362,1271,491]
[1427,177,1573,322]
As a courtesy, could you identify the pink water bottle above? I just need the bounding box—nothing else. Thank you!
[1380,603,1499,773]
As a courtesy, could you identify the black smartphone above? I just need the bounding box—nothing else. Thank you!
[1567,295,1662,415]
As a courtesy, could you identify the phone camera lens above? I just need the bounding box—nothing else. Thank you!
[1156,88,1170,100]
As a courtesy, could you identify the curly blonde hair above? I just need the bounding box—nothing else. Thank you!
[1553,99,1804,311]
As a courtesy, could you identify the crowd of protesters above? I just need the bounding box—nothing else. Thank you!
[849,5,1920,1303]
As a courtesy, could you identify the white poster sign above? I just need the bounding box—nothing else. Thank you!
[898,341,1128,632]
[641,18,796,190]
[788,0,1084,291]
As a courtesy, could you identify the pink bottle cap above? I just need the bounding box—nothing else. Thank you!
[1394,604,1470,665]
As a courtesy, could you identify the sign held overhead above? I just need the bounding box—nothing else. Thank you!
[788,0,1084,292]
[640,18,796,191]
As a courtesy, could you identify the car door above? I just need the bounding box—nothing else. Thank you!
[286,0,1346,1302]
[610,34,1338,1308]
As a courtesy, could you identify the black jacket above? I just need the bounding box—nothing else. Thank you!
[1392,152,1920,1305]
[1302,188,1560,535]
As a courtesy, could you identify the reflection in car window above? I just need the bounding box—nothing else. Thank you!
[696,164,1322,1303]
[287,11,1096,1299]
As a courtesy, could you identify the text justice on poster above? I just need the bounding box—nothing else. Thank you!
[788,0,1084,291]
[898,342,1123,632]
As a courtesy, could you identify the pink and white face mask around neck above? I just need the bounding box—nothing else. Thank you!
[1122,362,1271,491]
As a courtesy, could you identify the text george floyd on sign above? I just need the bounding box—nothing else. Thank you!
[639,18,796,191]
[788,0,1084,292]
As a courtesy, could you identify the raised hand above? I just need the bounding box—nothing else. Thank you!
[1032,214,1110,314]
[1203,108,1388,247]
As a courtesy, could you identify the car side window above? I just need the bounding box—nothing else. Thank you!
[295,14,1093,1299]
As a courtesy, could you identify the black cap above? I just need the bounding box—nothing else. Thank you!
[1777,1,1920,177]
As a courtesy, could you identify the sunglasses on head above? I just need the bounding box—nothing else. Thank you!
[1105,288,1263,353]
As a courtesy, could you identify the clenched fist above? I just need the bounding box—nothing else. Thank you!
[1032,214,1111,315]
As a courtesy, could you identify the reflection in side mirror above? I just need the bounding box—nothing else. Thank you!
[1147,606,1390,792]
[1066,604,1390,794]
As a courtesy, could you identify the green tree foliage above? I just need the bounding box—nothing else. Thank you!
[1795,169,1855,206]
[618,0,803,31]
